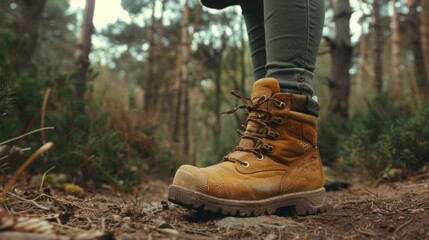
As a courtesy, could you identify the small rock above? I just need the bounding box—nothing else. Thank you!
[264,233,278,240]
[154,216,170,228]
[408,208,425,214]
[158,228,179,236]
[372,208,383,214]
[216,216,304,230]
[378,222,388,228]
[111,214,121,221]
[161,201,169,210]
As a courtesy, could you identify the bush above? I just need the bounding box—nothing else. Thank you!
[0,60,187,191]
[319,95,429,179]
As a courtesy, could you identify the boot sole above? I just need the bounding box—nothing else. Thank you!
[168,185,327,216]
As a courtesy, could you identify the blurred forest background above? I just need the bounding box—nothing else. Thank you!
[1,0,429,191]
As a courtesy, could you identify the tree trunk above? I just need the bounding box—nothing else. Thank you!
[143,0,157,112]
[391,0,403,98]
[172,52,182,142]
[327,0,353,119]
[152,0,167,109]
[372,0,383,94]
[14,0,47,72]
[407,0,429,97]
[171,1,192,152]
[239,19,247,95]
[356,34,366,95]
[420,0,429,77]
[182,2,191,156]
[213,36,227,155]
[74,0,96,101]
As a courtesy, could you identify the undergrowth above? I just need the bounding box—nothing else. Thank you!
[319,95,429,179]
[0,64,185,192]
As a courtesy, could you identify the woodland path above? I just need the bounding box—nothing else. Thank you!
[1,178,428,240]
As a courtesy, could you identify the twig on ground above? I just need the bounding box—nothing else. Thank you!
[393,219,413,239]
[40,166,56,191]
[6,191,50,210]
[38,193,96,211]
[363,187,378,197]
[0,142,54,200]
[51,222,86,233]
[355,227,382,237]
[101,218,106,233]
[0,127,54,146]
[397,199,429,212]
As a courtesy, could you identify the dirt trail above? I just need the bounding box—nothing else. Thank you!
[1,179,428,240]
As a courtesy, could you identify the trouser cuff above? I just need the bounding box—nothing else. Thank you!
[267,68,320,117]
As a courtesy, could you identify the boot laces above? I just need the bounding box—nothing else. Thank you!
[221,90,285,163]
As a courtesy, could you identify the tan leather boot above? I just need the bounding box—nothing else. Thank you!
[168,78,326,216]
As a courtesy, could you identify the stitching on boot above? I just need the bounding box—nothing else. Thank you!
[280,151,313,193]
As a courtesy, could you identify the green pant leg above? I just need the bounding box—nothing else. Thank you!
[264,0,325,98]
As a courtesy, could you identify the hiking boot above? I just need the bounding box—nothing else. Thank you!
[168,78,327,216]
[200,0,238,9]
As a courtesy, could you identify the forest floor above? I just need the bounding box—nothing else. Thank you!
[1,174,429,240]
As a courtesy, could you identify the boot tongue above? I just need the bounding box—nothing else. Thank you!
[229,78,280,160]
[250,78,280,101]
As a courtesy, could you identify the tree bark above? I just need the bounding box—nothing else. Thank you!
[391,0,403,98]
[372,0,383,94]
[152,0,167,108]
[327,0,353,119]
[74,0,96,100]
[182,1,191,156]
[143,0,157,112]
[213,35,227,154]
[420,0,429,77]
[172,1,192,154]
[172,52,182,142]
[356,34,366,95]
[355,0,368,96]
[407,0,429,97]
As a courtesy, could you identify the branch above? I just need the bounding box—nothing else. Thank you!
[323,36,336,50]
[318,49,332,56]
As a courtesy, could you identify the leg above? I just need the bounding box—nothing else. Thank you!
[239,0,267,80]
[264,0,325,114]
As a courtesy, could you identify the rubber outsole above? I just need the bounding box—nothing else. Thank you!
[168,185,327,217]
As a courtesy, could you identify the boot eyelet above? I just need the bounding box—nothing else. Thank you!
[269,131,280,139]
[276,101,286,109]
[272,117,284,125]
[263,143,274,153]
[257,154,264,160]
[242,161,250,168]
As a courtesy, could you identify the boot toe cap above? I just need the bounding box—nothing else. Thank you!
[172,165,209,193]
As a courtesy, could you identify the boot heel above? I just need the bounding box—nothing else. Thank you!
[291,188,327,215]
